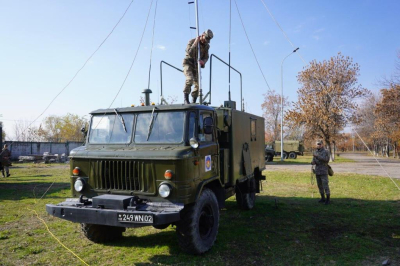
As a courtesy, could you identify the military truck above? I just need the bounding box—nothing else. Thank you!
[46,99,266,254]
[266,140,304,159]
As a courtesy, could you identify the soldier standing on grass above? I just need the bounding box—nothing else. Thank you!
[182,29,213,104]
[311,140,330,204]
[1,144,11,177]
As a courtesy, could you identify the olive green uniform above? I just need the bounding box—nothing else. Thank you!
[312,147,330,195]
[182,38,210,98]
[0,148,11,177]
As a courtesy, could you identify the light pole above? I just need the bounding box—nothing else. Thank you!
[280,47,299,161]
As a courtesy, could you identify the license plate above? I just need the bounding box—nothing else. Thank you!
[117,213,153,224]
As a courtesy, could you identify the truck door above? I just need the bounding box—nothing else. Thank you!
[198,111,218,180]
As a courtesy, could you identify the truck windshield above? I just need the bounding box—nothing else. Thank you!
[89,114,134,144]
[135,112,184,143]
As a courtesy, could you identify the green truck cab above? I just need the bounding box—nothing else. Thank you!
[46,101,265,254]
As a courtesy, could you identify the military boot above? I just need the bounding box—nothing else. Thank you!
[184,93,190,104]
[192,96,197,104]
[318,193,325,203]
[325,194,330,205]
[1,170,5,178]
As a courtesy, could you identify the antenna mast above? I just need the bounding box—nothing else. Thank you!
[194,0,203,104]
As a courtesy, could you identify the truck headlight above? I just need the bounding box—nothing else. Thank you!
[74,178,85,192]
[158,184,172,198]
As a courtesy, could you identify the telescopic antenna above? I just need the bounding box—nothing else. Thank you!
[228,0,232,101]
[194,0,203,104]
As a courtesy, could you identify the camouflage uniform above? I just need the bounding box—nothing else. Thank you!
[0,146,11,177]
[312,147,330,195]
[183,36,210,99]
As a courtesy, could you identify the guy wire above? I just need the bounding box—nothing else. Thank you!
[233,0,271,90]
[6,0,135,147]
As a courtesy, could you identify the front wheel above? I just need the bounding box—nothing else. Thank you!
[176,188,219,254]
[81,223,125,243]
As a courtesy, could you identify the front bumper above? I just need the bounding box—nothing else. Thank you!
[46,195,183,228]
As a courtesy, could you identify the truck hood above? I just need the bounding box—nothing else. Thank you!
[69,145,195,160]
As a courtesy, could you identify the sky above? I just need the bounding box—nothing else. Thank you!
[1,0,400,140]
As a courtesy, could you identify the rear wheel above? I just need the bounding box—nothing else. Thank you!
[282,152,288,159]
[81,223,125,243]
[288,152,297,159]
[236,178,256,210]
[176,188,219,254]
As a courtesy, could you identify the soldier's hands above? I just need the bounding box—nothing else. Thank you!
[199,60,205,67]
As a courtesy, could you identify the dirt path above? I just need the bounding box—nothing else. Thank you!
[265,153,400,179]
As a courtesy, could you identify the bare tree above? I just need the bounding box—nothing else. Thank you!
[261,89,290,142]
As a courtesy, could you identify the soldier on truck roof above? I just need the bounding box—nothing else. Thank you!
[182,29,213,105]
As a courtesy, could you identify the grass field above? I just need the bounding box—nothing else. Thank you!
[1,163,400,265]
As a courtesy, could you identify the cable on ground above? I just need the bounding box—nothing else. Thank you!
[28,208,90,266]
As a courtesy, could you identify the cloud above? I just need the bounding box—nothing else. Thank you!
[263,41,270,46]
[293,24,304,33]
[156,45,166,50]
[312,35,320,41]
[314,28,325,33]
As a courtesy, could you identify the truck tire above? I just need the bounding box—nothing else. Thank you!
[81,223,125,243]
[236,179,256,210]
[176,188,219,254]
[288,152,297,159]
[153,224,170,230]
[282,152,288,159]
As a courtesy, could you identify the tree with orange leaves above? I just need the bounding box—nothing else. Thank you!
[374,84,400,157]
[286,53,370,161]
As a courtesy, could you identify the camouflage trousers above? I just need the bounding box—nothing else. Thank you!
[183,64,199,97]
[1,166,9,176]
[316,174,330,195]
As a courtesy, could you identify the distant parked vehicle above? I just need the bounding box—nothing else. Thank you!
[265,146,275,162]
[265,141,304,160]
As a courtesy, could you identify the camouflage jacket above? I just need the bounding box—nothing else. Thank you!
[183,38,210,68]
[311,148,330,175]
[0,148,11,166]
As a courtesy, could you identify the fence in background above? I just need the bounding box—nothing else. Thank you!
[4,141,83,160]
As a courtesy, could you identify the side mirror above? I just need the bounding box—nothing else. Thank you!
[81,126,87,137]
[203,117,214,135]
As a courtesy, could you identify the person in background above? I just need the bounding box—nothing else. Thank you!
[311,140,330,204]
[1,144,11,177]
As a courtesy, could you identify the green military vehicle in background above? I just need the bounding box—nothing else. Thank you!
[265,140,304,161]
[46,97,266,254]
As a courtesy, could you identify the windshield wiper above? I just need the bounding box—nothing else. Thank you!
[147,107,157,141]
[114,108,127,133]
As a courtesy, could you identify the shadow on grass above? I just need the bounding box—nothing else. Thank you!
[0,182,70,201]
[102,195,400,265]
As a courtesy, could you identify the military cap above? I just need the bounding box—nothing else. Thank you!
[203,29,213,42]
[316,140,323,145]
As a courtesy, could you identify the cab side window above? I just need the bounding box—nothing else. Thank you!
[199,112,214,142]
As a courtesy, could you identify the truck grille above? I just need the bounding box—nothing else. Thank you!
[90,160,156,194]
